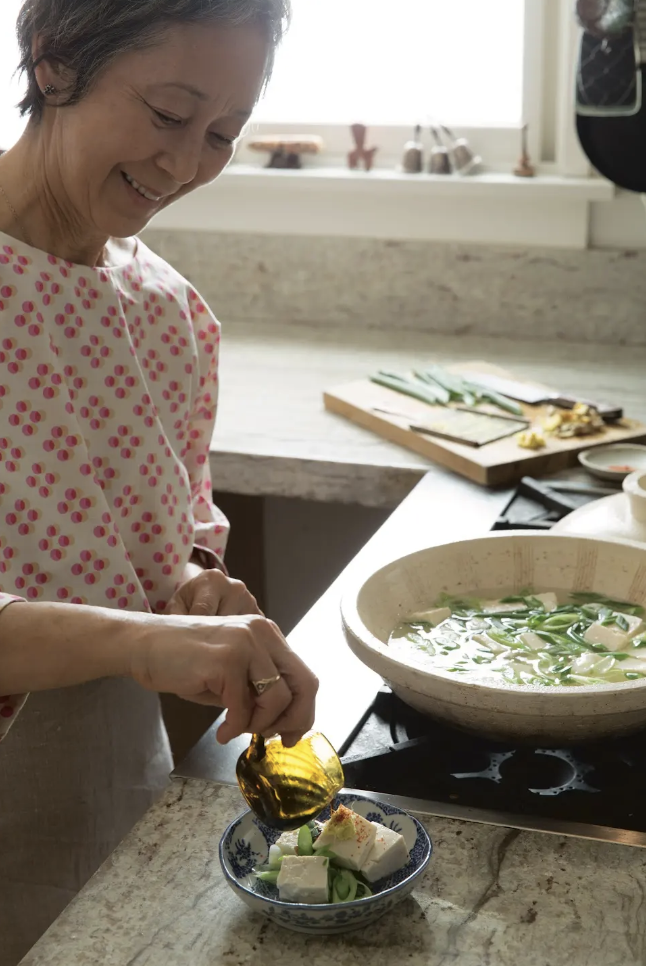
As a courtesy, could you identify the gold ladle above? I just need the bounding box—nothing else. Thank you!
[236,731,345,831]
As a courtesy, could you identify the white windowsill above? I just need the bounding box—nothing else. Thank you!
[219,165,614,200]
[151,165,616,250]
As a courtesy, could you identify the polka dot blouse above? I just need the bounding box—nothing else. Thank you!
[0,232,229,737]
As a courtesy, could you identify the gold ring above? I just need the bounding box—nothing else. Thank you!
[252,674,282,696]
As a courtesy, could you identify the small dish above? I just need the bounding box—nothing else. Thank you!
[553,469,646,545]
[219,792,432,935]
[578,444,646,482]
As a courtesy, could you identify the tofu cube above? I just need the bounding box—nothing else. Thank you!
[584,621,629,652]
[534,592,558,612]
[276,855,329,904]
[276,830,300,856]
[361,823,410,883]
[519,632,545,651]
[481,599,526,614]
[408,607,451,626]
[473,633,508,654]
[623,614,644,638]
[573,652,602,674]
[314,807,377,871]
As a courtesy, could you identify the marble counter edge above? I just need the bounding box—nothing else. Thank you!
[208,449,428,507]
[20,776,646,966]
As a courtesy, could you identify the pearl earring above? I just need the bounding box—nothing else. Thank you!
[43,84,57,96]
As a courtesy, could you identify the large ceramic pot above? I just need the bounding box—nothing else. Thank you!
[341,532,646,743]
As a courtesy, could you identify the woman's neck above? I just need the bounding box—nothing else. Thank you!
[0,127,110,267]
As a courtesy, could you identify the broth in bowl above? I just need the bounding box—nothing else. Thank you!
[390,591,646,688]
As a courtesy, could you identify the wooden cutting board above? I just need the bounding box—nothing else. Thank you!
[323,361,646,487]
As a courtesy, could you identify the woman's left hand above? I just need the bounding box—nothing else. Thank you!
[166,569,263,618]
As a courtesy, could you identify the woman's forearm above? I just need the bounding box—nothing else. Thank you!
[0,602,149,694]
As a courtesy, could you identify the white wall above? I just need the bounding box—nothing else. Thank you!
[591,194,646,250]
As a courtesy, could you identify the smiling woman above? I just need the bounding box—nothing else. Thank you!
[0,4,321,966]
[1,0,288,264]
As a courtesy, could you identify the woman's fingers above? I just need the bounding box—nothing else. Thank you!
[214,579,262,617]
[164,596,189,616]
[214,648,255,744]
[246,619,319,742]
[184,571,262,617]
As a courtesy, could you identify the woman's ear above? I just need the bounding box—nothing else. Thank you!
[31,35,72,99]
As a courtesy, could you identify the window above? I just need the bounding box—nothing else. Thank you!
[0,1,26,150]
[0,1,608,248]
[258,0,525,128]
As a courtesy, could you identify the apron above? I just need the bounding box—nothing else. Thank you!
[0,678,172,966]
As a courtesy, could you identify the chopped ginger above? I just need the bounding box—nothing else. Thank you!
[324,805,356,842]
[542,403,604,440]
[517,429,546,450]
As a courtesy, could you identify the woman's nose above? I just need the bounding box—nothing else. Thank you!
[156,137,203,186]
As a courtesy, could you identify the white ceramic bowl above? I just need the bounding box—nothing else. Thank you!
[219,793,432,935]
[554,470,646,545]
[341,532,646,743]
[578,443,646,482]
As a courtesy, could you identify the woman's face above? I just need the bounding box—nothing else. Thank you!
[40,22,268,239]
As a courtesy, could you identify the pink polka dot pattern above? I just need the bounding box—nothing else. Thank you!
[0,234,230,740]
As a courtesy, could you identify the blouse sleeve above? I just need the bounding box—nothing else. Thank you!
[0,595,27,741]
[184,291,230,560]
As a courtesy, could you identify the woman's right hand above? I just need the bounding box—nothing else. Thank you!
[129,613,319,747]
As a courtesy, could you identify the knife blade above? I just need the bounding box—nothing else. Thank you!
[463,372,623,422]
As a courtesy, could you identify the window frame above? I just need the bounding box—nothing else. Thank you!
[154,1,612,250]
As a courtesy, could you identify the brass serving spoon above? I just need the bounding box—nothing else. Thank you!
[236,731,345,830]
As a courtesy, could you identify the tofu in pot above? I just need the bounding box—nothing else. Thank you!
[473,632,509,655]
[361,823,410,883]
[314,806,377,871]
[276,830,300,856]
[408,607,451,626]
[584,621,630,652]
[481,599,526,614]
[519,632,545,651]
[276,855,329,904]
[622,613,644,638]
[533,592,558,612]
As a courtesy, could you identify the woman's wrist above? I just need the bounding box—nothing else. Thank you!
[0,601,146,693]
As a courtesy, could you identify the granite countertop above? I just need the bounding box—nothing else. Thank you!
[21,778,646,966]
[19,473,646,966]
[211,321,646,507]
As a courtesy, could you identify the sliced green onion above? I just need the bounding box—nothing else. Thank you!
[298,825,314,856]
[255,870,280,885]
[355,882,373,898]
[370,372,448,407]
[331,870,359,904]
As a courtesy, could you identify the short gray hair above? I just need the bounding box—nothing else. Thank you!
[16,0,291,120]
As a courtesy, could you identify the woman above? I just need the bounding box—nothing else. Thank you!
[0,1,316,963]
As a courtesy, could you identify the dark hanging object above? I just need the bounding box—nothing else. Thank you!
[576,0,634,38]
[575,0,646,192]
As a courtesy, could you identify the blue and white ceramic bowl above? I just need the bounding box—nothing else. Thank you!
[219,792,432,935]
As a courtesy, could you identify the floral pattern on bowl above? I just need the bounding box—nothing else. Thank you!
[219,792,432,935]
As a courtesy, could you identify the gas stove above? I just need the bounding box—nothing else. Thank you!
[339,687,646,847]
[174,472,644,847]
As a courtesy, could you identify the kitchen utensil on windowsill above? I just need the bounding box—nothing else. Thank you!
[401,124,424,173]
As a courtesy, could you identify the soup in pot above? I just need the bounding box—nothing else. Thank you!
[389,591,646,687]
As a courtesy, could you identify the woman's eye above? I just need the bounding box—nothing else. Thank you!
[154,109,182,127]
[209,132,236,149]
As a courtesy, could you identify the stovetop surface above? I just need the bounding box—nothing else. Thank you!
[341,688,646,844]
[175,473,641,844]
